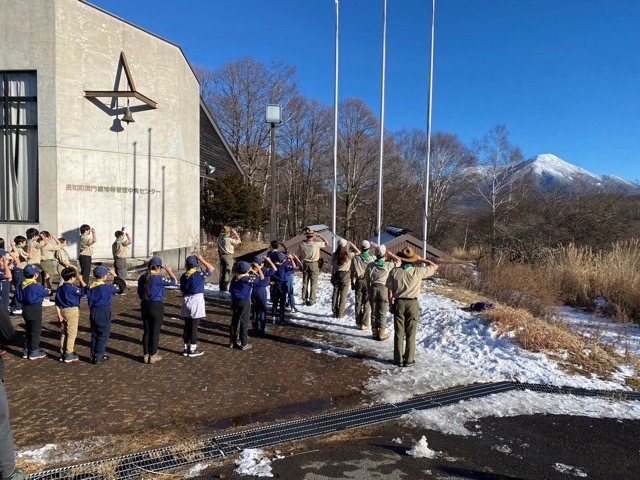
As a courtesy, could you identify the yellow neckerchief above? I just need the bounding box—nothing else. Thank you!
[184,268,198,279]
[21,278,37,289]
[90,280,105,289]
[235,273,250,280]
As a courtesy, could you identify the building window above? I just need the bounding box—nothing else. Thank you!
[1,71,38,222]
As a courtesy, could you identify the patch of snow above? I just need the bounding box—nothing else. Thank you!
[234,448,274,477]
[553,462,588,477]
[186,463,211,478]
[406,435,439,459]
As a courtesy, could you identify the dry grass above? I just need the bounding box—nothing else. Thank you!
[198,239,269,265]
[434,280,640,388]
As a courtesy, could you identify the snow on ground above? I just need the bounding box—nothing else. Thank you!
[406,435,439,459]
[234,448,282,477]
[234,273,640,433]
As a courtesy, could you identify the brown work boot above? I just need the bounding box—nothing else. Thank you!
[372,328,379,340]
[149,353,163,364]
[378,330,389,341]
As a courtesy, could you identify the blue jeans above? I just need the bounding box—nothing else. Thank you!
[287,275,296,310]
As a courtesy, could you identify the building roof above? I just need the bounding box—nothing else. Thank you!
[200,100,245,177]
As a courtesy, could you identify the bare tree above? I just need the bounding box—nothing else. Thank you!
[196,57,299,196]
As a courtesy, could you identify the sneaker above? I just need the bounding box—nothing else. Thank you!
[228,342,235,349]
[22,349,28,359]
[59,354,66,362]
[188,349,205,357]
[7,468,26,480]
[291,308,298,313]
[149,353,163,364]
[92,355,109,364]
[182,347,190,357]
[143,354,150,364]
[403,360,415,368]
[11,308,22,315]
[28,349,47,360]
[240,343,252,351]
[64,352,80,363]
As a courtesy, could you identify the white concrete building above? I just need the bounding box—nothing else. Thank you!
[0,0,241,261]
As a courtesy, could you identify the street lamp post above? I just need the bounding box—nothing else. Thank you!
[266,104,282,241]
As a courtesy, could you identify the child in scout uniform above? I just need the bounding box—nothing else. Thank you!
[179,254,214,357]
[137,257,177,364]
[112,229,132,283]
[79,224,97,285]
[250,255,277,335]
[364,245,400,341]
[87,266,123,365]
[386,247,438,367]
[15,265,50,360]
[55,267,87,363]
[351,239,377,330]
[217,226,241,293]
[229,261,261,350]
[39,232,62,291]
[9,236,29,315]
[270,252,299,325]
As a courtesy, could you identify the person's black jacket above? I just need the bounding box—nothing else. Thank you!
[0,306,15,380]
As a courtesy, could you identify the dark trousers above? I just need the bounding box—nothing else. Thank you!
[183,317,200,345]
[22,304,43,354]
[10,268,23,310]
[251,287,268,330]
[114,257,127,281]
[271,281,288,323]
[0,379,17,478]
[79,255,92,286]
[219,254,233,292]
[89,305,112,357]
[230,299,250,347]
[0,280,10,312]
[141,300,163,355]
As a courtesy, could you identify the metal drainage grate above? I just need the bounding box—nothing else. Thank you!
[27,381,639,480]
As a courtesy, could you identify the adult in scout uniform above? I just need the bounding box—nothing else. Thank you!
[79,224,97,285]
[364,245,401,341]
[386,247,438,367]
[350,239,377,330]
[217,226,241,293]
[331,238,360,318]
[39,232,62,290]
[112,229,132,282]
[299,228,328,306]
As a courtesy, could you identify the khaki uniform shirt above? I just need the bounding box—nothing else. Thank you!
[364,260,399,288]
[26,240,45,264]
[55,248,72,268]
[80,234,95,256]
[351,254,374,278]
[15,247,29,268]
[217,236,239,256]
[386,264,436,299]
[41,243,62,261]
[299,241,323,262]
[112,239,131,259]
[332,252,355,272]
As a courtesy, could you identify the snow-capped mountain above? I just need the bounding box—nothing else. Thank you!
[470,154,640,196]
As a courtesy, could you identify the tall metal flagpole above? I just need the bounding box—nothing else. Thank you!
[332,0,340,250]
[422,0,435,256]
[376,0,388,245]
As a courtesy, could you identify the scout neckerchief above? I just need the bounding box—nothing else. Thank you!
[402,263,413,271]
[90,280,105,289]
[22,278,37,289]
[359,251,371,261]
[374,258,386,267]
[184,267,198,279]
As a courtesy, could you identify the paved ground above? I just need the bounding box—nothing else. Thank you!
[4,288,374,468]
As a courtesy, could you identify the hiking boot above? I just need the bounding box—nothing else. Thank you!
[28,349,47,360]
[372,328,379,340]
[64,352,80,363]
[149,353,163,364]
[7,468,26,480]
[240,343,252,351]
[403,360,415,368]
[378,330,390,341]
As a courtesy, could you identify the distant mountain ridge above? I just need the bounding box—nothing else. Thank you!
[471,154,640,196]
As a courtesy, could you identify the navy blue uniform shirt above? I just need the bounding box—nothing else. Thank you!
[55,282,86,308]
[137,272,177,302]
[230,274,254,302]
[87,282,120,308]
[180,269,211,296]
[15,280,49,305]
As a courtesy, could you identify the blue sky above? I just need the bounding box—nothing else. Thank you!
[91,0,639,182]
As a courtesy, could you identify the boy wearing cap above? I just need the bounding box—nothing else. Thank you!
[331,238,360,319]
[87,265,123,364]
[351,239,377,330]
[9,236,28,315]
[364,245,401,341]
[55,267,87,363]
[229,261,262,350]
[299,229,328,306]
[137,257,177,364]
[15,264,50,360]
[179,254,214,357]
[271,252,300,325]
[217,226,241,293]
[112,229,132,283]
[251,255,277,335]
[386,247,438,367]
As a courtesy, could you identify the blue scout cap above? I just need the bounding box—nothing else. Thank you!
[253,255,264,264]
[93,265,109,278]
[24,264,41,276]
[185,255,198,268]
[236,261,251,274]
[275,252,286,263]
[148,257,163,267]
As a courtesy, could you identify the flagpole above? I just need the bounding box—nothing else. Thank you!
[422,0,435,256]
[376,0,388,245]
[332,0,340,249]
